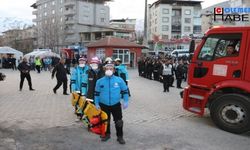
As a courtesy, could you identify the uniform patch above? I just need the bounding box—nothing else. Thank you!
[114,82,119,88]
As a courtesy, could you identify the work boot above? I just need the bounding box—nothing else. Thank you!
[101,134,110,142]
[117,136,125,144]
[53,89,56,94]
[63,93,69,95]
[30,88,35,91]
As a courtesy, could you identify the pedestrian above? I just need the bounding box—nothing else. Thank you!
[86,57,104,100]
[35,56,42,73]
[176,59,184,89]
[94,63,129,144]
[11,55,16,70]
[17,58,35,91]
[160,59,174,92]
[52,58,70,95]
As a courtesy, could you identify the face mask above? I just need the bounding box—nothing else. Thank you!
[90,64,98,70]
[79,64,85,68]
[105,70,113,76]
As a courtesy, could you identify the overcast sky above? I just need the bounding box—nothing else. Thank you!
[0,0,228,21]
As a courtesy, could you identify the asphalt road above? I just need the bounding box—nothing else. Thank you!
[0,69,249,150]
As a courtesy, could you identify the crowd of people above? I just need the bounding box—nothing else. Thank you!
[16,56,130,144]
[138,55,189,92]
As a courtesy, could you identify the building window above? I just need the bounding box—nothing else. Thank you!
[96,48,105,60]
[101,18,105,22]
[163,8,169,14]
[44,12,47,16]
[60,17,63,22]
[162,35,169,40]
[172,9,181,16]
[60,7,63,12]
[52,1,55,5]
[155,27,157,32]
[162,17,169,23]
[100,8,105,14]
[184,26,191,32]
[185,18,191,23]
[52,18,55,23]
[44,3,47,8]
[61,0,63,4]
[155,18,157,24]
[113,49,130,64]
[52,10,55,14]
[193,25,201,34]
[185,9,191,15]
[162,25,169,31]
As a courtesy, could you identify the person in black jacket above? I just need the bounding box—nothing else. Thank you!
[52,58,70,95]
[17,58,35,91]
[86,57,104,100]
[176,59,184,89]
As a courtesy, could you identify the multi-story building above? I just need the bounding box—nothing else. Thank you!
[31,0,111,51]
[110,18,136,30]
[147,0,202,50]
[109,18,136,41]
[2,27,37,54]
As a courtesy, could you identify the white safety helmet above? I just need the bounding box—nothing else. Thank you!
[114,58,121,62]
[105,57,113,63]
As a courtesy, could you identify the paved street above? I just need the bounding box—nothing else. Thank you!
[0,69,249,150]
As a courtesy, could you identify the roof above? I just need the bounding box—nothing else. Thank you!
[0,47,23,55]
[86,37,144,48]
[150,0,202,8]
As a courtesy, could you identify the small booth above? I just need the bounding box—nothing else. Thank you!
[87,37,144,67]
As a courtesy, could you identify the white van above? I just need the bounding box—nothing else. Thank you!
[170,49,189,57]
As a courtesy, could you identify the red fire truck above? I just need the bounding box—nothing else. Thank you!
[183,26,250,134]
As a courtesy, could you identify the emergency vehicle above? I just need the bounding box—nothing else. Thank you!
[183,26,250,134]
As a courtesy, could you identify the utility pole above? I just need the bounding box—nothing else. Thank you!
[143,0,148,46]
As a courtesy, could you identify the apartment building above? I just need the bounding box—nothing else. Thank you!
[147,0,202,50]
[31,0,111,51]
[2,27,37,53]
[109,18,136,41]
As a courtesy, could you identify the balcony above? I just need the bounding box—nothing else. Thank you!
[65,19,75,24]
[64,0,75,7]
[65,29,74,34]
[32,10,38,15]
[64,9,75,16]
[32,18,37,22]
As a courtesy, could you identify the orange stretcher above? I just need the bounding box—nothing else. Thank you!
[71,92,108,136]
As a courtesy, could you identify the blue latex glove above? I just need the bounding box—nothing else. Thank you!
[95,104,100,110]
[123,101,129,109]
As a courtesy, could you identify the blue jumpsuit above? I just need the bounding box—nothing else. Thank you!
[70,65,89,95]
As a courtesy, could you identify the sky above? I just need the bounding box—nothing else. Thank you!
[0,0,228,22]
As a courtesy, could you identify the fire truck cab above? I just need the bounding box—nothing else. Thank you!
[183,26,250,134]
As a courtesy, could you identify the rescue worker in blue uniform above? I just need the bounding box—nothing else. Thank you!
[114,58,130,96]
[94,63,129,144]
[70,57,89,95]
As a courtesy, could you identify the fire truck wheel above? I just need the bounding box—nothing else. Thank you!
[210,94,250,134]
